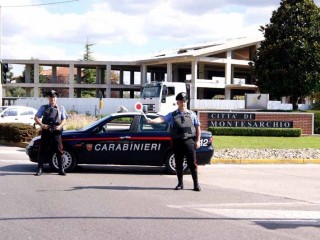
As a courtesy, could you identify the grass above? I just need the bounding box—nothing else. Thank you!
[64,113,97,130]
[213,135,320,149]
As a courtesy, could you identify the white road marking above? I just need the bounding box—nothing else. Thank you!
[0,150,26,154]
[0,160,31,164]
[168,203,320,222]
[197,208,320,220]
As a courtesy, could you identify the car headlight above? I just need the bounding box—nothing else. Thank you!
[28,136,41,148]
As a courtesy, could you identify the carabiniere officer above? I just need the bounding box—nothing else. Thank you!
[147,92,201,191]
[34,90,68,176]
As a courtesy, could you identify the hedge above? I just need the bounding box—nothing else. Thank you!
[208,127,301,137]
[0,123,39,142]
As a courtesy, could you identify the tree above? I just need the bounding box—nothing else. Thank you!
[251,0,320,110]
[80,40,96,98]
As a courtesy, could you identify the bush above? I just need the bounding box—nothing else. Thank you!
[311,111,320,134]
[0,123,39,142]
[208,127,301,137]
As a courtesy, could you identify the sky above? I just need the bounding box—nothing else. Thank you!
[1,0,320,75]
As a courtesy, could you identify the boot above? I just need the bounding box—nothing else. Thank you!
[191,169,201,192]
[34,168,43,176]
[57,157,66,176]
[174,169,183,190]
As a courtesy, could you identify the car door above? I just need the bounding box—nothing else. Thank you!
[81,115,135,164]
[125,115,172,166]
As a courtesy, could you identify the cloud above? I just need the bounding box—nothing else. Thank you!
[1,0,320,63]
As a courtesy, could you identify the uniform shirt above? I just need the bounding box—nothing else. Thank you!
[36,104,68,120]
[162,109,200,128]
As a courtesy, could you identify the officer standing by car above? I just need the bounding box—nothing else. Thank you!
[34,90,68,176]
[147,92,201,191]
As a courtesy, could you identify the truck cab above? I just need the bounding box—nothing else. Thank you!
[140,82,188,114]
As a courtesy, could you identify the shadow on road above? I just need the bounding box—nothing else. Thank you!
[0,163,169,176]
[65,185,173,191]
[0,164,36,175]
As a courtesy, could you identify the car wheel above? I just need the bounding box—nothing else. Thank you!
[165,152,189,175]
[49,149,77,172]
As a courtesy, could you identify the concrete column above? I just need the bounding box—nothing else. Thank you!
[191,60,198,101]
[119,69,124,84]
[141,64,147,84]
[76,67,82,98]
[77,68,81,83]
[130,70,134,85]
[225,50,232,85]
[106,64,111,98]
[69,64,74,97]
[25,64,31,83]
[167,63,172,82]
[225,88,231,100]
[52,66,57,83]
[34,62,40,97]
[96,66,101,84]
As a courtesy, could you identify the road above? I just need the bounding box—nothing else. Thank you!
[0,145,320,240]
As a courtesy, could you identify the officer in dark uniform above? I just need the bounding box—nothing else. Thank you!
[34,90,68,176]
[147,92,201,191]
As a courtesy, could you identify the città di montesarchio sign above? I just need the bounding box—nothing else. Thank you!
[208,112,293,128]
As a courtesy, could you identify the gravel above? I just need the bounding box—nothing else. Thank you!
[214,148,320,160]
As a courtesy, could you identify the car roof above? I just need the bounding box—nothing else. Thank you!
[109,112,160,117]
[0,106,37,112]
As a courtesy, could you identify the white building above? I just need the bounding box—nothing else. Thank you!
[2,36,263,101]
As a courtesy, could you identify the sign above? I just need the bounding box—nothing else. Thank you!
[134,102,147,119]
[134,102,143,112]
[208,121,293,128]
[209,113,255,120]
[208,112,293,129]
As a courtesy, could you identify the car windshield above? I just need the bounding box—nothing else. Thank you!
[141,86,161,98]
[79,117,107,131]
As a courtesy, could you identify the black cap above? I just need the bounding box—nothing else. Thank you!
[47,90,58,97]
[176,92,188,101]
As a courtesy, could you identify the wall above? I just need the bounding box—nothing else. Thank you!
[15,98,138,116]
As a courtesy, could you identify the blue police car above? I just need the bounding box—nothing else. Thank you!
[26,112,214,174]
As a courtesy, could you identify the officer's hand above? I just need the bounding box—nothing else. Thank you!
[55,125,62,131]
[146,118,152,124]
[42,124,48,130]
[195,141,200,149]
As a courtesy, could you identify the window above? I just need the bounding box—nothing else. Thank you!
[102,116,134,132]
[139,117,168,132]
[4,109,18,116]
[20,109,34,116]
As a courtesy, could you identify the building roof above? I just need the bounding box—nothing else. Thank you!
[140,36,264,62]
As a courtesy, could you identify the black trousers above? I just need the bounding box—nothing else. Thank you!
[38,130,63,171]
[172,138,197,172]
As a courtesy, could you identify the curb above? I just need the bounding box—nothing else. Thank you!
[211,158,320,164]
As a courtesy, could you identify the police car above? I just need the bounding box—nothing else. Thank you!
[26,112,214,174]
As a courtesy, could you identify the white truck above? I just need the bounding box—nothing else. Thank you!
[140,82,189,114]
